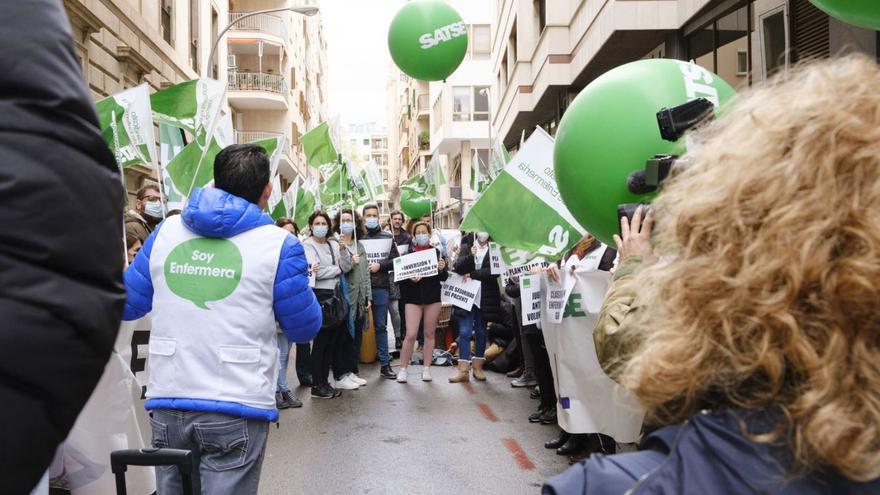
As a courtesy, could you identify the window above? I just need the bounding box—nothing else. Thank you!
[474,86,489,121]
[736,49,748,75]
[508,22,517,65]
[535,0,546,33]
[453,86,471,121]
[363,138,369,146]
[684,2,753,88]
[211,8,219,78]
[761,9,787,77]
[471,25,491,57]
[161,0,173,45]
[190,0,200,73]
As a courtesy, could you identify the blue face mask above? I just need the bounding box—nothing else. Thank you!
[340,222,354,235]
[415,234,430,246]
[365,217,379,229]
[312,225,328,238]
[144,201,163,219]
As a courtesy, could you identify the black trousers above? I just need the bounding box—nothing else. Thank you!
[295,343,311,383]
[310,289,341,386]
[525,331,555,410]
[332,313,364,380]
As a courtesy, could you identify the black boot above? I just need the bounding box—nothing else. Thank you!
[281,390,303,408]
[557,433,589,456]
[539,407,558,425]
[528,407,546,423]
[380,365,397,379]
[545,431,571,449]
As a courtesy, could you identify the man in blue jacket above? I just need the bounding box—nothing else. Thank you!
[123,144,321,494]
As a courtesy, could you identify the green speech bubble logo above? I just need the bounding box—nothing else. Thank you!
[164,238,243,309]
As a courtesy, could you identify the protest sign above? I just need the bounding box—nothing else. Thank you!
[544,269,577,323]
[308,267,316,288]
[489,242,503,275]
[396,244,410,255]
[520,274,542,325]
[362,238,394,264]
[393,248,439,282]
[441,273,482,310]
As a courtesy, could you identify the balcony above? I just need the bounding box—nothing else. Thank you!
[227,72,288,110]
[235,130,284,144]
[417,94,430,118]
[228,12,287,45]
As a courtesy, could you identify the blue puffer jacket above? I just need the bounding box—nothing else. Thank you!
[122,187,322,344]
[543,408,880,495]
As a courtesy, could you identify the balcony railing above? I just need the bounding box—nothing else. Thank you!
[229,12,287,40]
[228,72,287,94]
[235,131,284,144]
[417,94,430,113]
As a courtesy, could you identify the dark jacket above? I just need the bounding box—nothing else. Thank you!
[454,234,502,322]
[543,408,880,495]
[0,0,126,491]
[124,209,157,246]
[391,227,412,250]
[363,226,398,289]
[399,246,448,305]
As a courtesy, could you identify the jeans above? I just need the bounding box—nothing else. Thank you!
[458,309,487,361]
[150,409,268,495]
[370,288,391,365]
[276,333,291,392]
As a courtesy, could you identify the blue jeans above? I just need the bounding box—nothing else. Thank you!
[370,287,391,365]
[276,333,291,392]
[150,409,268,495]
[458,309,487,361]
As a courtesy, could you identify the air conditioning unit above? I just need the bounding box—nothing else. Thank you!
[227,54,237,69]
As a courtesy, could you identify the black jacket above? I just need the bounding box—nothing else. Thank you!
[0,0,125,491]
[363,227,398,289]
[399,246,448,305]
[454,235,502,323]
[391,227,412,250]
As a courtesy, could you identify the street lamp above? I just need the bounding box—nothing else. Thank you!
[204,5,320,78]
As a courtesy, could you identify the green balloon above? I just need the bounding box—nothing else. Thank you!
[809,0,880,30]
[387,0,468,81]
[554,59,736,246]
[399,188,432,219]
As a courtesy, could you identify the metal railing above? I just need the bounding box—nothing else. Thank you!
[228,72,287,94]
[235,131,284,144]
[228,12,287,40]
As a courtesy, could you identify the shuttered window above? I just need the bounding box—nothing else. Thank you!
[790,0,829,62]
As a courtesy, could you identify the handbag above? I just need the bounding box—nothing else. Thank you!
[311,240,350,330]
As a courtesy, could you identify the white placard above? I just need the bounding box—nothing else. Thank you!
[544,269,577,323]
[520,274,542,325]
[308,267,316,288]
[441,273,482,311]
[502,260,549,286]
[361,238,394,264]
[393,248,439,282]
[489,242,503,275]
[396,243,410,255]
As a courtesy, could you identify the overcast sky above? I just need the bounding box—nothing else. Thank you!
[321,0,406,128]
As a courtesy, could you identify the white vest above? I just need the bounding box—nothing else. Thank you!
[146,216,288,411]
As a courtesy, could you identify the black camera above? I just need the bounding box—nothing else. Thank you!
[618,98,715,229]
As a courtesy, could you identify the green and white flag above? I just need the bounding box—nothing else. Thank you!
[461,127,585,258]
[318,161,351,210]
[301,122,338,168]
[470,149,491,195]
[363,159,385,198]
[267,174,285,221]
[294,178,318,228]
[165,138,223,198]
[283,177,300,219]
[213,112,235,148]
[151,79,227,147]
[250,135,287,179]
[490,138,511,179]
[423,154,446,197]
[159,123,187,211]
[96,84,157,170]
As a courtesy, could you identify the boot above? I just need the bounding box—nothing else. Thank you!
[448,360,470,383]
[472,357,487,381]
[545,431,571,449]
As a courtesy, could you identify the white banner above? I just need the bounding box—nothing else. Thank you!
[520,274,541,325]
[502,259,549,286]
[489,242,503,275]
[362,238,394,264]
[544,269,577,323]
[393,248,439,282]
[441,273,482,311]
[541,270,645,441]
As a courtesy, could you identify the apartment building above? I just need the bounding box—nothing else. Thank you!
[227,0,328,188]
[64,0,229,201]
[491,0,879,151]
[344,122,391,217]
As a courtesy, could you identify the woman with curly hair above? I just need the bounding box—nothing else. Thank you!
[545,55,880,494]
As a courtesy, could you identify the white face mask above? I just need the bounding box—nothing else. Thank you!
[144,201,163,219]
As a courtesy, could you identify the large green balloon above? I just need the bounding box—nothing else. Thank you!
[388,0,468,81]
[809,0,880,30]
[399,188,432,219]
[554,59,736,246]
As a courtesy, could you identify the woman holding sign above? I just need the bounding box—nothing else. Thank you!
[333,208,371,390]
[396,222,448,383]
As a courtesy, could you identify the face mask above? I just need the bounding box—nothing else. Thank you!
[365,218,379,229]
[415,234,430,246]
[312,225,328,238]
[144,201,163,219]
[477,232,489,243]
[340,222,354,235]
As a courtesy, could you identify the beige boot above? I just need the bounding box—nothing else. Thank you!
[472,358,487,381]
[448,360,470,383]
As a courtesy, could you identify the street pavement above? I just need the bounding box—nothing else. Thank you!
[258,358,569,494]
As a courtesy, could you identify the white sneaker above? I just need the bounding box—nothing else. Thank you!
[350,374,367,386]
[335,375,360,390]
[422,368,433,382]
[396,368,408,383]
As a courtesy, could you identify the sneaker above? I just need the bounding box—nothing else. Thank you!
[421,368,433,382]
[281,390,303,408]
[310,385,334,399]
[380,365,397,380]
[511,374,537,388]
[350,374,367,386]
[328,385,343,398]
[275,391,290,409]
[396,368,408,383]
[334,375,360,390]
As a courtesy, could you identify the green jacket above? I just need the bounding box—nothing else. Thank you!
[345,240,372,320]
[593,256,643,383]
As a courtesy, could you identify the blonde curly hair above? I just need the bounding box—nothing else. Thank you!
[620,55,880,481]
